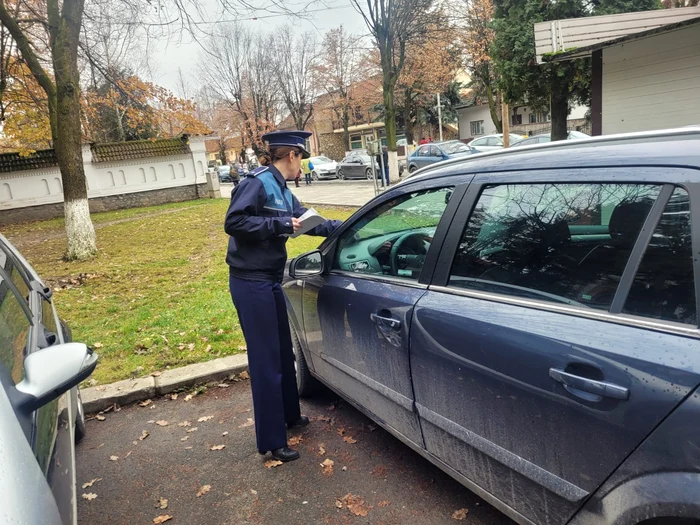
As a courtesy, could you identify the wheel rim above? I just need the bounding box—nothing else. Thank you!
[77,388,85,426]
[312,172,318,180]
[338,170,344,179]
[366,169,372,180]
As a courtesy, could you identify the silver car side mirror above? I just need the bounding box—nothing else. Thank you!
[14,343,98,414]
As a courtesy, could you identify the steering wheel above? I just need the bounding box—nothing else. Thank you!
[390,231,429,277]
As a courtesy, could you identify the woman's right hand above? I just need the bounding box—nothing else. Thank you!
[292,218,303,232]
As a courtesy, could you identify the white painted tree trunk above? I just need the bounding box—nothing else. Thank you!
[64,198,96,260]
[388,150,399,183]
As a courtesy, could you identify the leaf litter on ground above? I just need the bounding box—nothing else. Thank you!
[82,493,97,501]
[82,478,102,489]
[338,493,369,517]
[452,508,469,520]
[153,516,173,524]
[157,497,168,509]
[264,459,283,468]
[320,458,334,476]
[210,444,225,451]
[196,485,211,497]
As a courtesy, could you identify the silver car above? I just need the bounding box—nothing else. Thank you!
[309,156,339,180]
[469,133,524,152]
[0,233,97,525]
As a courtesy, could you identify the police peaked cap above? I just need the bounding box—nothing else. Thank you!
[262,130,312,159]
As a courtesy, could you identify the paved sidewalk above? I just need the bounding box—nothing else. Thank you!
[221,180,394,208]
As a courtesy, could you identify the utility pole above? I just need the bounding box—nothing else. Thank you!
[437,93,444,142]
[501,101,510,147]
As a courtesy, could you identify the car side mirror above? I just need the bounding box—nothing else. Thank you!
[290,250,324,278]
[13,343,98,414]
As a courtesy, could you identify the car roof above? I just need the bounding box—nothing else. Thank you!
[403,127,700,183]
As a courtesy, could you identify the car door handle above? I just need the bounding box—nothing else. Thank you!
[549,368,629,400]
[370,313,401,330]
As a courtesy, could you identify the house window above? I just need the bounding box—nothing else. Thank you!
[470,121,484,136]
[350,135,363,150]
[530,111,551,124]
[511,114,522,126]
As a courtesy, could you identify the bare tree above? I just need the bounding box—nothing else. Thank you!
[272,26,318,130]
[350,0,435,161]
[317,26,367,150]
[203,23,279,154]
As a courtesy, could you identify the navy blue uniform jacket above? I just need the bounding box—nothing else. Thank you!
[224,165,341,280]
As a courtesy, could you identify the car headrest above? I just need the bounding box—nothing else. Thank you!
[609,198,655,246]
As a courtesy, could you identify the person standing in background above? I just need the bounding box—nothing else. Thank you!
[301,158,314,185]
[381,146,389,187]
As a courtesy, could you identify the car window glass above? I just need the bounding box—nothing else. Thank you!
[0,243,30,302]
[417,146,429,157]
[470,139,484,147]
[449,183,662,310]
[429,146,441,157]
[0,274,32,384]
[334,187,454,280]
[624,187,696,325]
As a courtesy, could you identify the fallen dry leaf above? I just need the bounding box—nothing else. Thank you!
[178,421,191,427]
[342,466,348,471]
[210,444,225,451]
[196,485,211,497]
[185,446,193,450]
[264,459,284,469]
[343,436,357,444]
[139,399,153,407]
[378,500,391,508]
[93,342,104,349]
[187,427,198,433]
[320,458,334,476]
[452,508,469,520]
[238,418,254,428]
[335,499,343,509]
[318,444,326,456]
[82,478,102,489]
[158,497,168,509]
[205,344,212,352]
[218,383,229,388]
[109,456,118,461]
[238,370,250,380]
[92,443,104,450]
[337,427,346,436]
[125,451,132,458]
[95,415,106,421]
[139,430,150,441]
[288,435,303,446]
[251,489,258,495]
[180,436,189,442]
[340,493,369,517]
[222,431,229,436]
[155,420,168,427]
[82,493,97,501]
[197,416,214,422]
[151,371,162,377]
[153,516,173,524]
[184,394,193,402]
[170,393,178,400]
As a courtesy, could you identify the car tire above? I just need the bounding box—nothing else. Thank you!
[290,322,319,398]
[338,169,345,180]
[365,168,373,180]
[311,171,319,181]
[409,164,418,173]
[75,388,87,443]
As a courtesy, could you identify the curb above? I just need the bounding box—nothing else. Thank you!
[81,354,249,414]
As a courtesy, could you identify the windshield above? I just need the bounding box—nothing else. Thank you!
[358,155,371,164]
[442,142,471,154]
[311,156,332,164]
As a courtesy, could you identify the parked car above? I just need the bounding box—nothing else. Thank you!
[0,233,97,525]
[284,127,700,525]
[217,165,239,185]
[309,156,339,180]
[406,140,477,174]
[469,133,524,152]
[336,153,376,180]
[511,130,590,147]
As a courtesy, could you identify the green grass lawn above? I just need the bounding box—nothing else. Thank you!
[4,199,354,385]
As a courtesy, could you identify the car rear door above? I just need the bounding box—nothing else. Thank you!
[300,177,471,446]
[409,168,700,525]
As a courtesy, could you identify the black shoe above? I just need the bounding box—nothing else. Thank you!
[287,415,310,429]
[271,446,300,462]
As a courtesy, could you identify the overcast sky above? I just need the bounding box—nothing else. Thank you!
[149,0,369,95]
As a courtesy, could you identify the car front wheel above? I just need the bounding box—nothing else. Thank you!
[408,164,418,173]
[311,171,319,181]
[290,322,319,397]
[75,388,86,443]
[338,169,345,180]
[365,168,373,180]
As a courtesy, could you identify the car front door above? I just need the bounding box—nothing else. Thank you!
[301,179,469,445]
[409,169,700,525]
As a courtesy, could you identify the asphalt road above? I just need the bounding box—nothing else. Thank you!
[77,378,515,525]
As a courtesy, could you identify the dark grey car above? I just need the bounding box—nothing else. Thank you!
[337,153,375,180]
[1,233,97,524]
[284,127,700,525]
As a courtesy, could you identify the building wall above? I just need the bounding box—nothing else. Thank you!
[602,24,700,135]
[318,132,350,161]
[0,137,212,225]
[459,105,498,140]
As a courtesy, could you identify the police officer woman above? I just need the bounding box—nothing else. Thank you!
[225,130,341,463]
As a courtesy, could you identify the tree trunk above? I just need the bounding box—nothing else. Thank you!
[52,0,96,260]
[403,89,414,144]
[550,87,569,141]
[342,105,350,153]
[382,80,397,150]
[486,84,502,134]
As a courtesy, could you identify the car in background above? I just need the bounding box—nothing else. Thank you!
[283,127,700,525]
[337,152,376,180]
[309,156,339,180]
[217,165,240,185]
[469,133,524,152]
[1,233,98,525]
[406,140,477,174]
[511,130,590,147]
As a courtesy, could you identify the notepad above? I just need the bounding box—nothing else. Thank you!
[289,208,326,238]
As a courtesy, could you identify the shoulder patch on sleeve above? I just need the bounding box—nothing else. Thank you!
[248,167,269,178]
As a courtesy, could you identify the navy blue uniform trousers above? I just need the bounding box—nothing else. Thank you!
[229,272,300,452]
